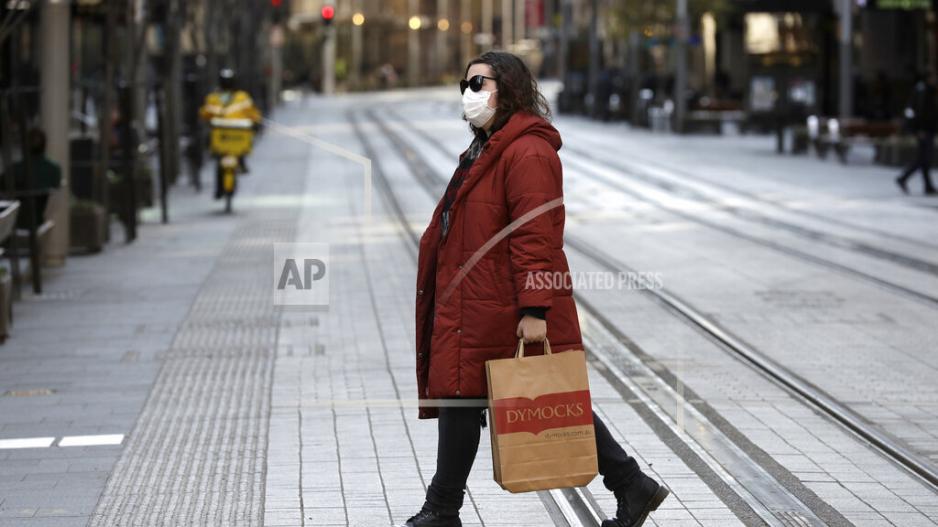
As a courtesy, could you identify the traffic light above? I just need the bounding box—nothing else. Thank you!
[270,0,284,23]
[321,4,335,26]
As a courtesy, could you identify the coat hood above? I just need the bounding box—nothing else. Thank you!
[487,112,562,156]
[449,112,561,208]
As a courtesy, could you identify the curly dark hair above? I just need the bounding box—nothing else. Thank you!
[464,51,551,132]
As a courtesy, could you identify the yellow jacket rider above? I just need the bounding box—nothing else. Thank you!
[200,69,261,198]
[200,69,261,124]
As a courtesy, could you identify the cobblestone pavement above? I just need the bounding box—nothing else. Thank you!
[0,88,936,527]
[370,91,938,525]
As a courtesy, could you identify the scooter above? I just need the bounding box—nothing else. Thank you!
[209,118,254,213]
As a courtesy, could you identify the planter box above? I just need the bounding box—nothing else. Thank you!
[0,272,11,341]
[71,202,108,253]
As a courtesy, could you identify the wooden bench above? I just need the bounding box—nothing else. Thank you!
[686,109,747,135]
[807,116,899,164]
[2,188,58,294]
[0,200,20,340]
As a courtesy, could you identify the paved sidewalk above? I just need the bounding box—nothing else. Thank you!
[0,189,238,525]
[0,104,308,525]
[2,90,936,527]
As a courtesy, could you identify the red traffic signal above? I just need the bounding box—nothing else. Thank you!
[270,0,282,7]
[321,4,335,25]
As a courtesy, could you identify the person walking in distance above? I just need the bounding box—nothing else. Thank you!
[406,51,669,527]
[896,72,938,196]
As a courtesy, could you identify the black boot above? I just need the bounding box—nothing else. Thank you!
[896,176,909,195]
[400,508,461,527]
[601,472,669,527]
[402,479,464,527]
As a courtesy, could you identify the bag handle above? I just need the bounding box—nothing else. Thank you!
[516,338,552,358]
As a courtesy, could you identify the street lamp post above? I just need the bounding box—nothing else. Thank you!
[408,0,421,86]
[270,24,285,107]
[588,0,599,116]
[482,0,493,52]
[351,5,364,89]
[514,0,524,44]
[39,0,71,263]
[674,0,689,134]
[460,0,472,66]
[502,0,512,50]
[321,4,336,94]
[436,0,450,80]
[558,0,570,86]
[838,0,853,119]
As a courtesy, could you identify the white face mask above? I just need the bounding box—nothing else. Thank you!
[462,88,497,128]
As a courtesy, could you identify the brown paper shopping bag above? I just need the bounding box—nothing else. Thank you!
[485,338,598,493]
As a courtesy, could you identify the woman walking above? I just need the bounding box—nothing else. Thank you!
[407,51,668,527]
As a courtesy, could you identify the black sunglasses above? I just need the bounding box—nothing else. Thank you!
[460,75,497,94]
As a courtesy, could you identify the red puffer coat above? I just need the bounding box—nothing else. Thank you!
[415,111,583,419]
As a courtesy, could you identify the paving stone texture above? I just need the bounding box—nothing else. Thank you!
[0,88,936,527]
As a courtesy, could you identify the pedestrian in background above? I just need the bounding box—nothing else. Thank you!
[406,51,668,527]
[1,128,61,228]
[896,71,937,196]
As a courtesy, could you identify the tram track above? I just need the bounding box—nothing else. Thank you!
[562,145,938,276]
[351,108,894,526]
[562,132,938,253]
[376,106,938,490]
[389,107,938,310]
[426,102,938,251]
[361,106,938,521]
[558,153,938,310]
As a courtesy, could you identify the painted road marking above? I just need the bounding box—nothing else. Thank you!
[59,434,125,447]
[0,434,125,449]
[0,437,56,449]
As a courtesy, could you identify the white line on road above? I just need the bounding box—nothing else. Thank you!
[0,437,56,449]
[58,434,125,447]
[0,434,125,449]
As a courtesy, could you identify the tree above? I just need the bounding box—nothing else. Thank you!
[607,0,732,42]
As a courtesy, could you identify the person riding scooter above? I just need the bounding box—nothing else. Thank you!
[199,69,261,199]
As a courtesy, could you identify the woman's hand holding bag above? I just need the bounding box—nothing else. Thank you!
[516,315,547,343]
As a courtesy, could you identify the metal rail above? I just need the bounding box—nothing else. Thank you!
[564,144,938,276]
[562,133,938,252]
[377,106,938,493]
[393,103,938,309]
[558,153,938,310]
[349,109,606,527]
[363,108,869,527]
[566,236,938,490]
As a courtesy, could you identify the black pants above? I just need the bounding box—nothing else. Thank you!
[899,133,937,192]
[214,158,239,199]
[424,406,641,514]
